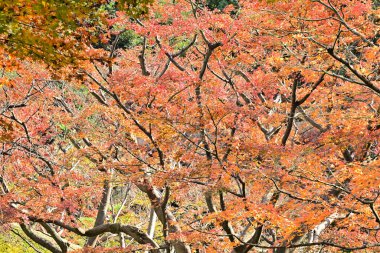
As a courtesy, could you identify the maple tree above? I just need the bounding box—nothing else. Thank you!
[0,0,154,66]
[1,0,380,252]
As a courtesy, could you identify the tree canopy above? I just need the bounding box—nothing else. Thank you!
[0,0,154,66]
[1,0,380,252]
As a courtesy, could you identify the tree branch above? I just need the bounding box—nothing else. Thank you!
[20,224,62,253]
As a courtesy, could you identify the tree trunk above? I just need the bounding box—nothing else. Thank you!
[86,180,113,247]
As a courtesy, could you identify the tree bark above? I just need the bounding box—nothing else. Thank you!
[86,180,112,247]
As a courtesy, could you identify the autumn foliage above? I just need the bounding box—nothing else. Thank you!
[1,0,380,252]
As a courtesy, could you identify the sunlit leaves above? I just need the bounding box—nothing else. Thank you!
[1,0,380,252]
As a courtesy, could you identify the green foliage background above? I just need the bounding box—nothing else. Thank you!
[0,230,48,253]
